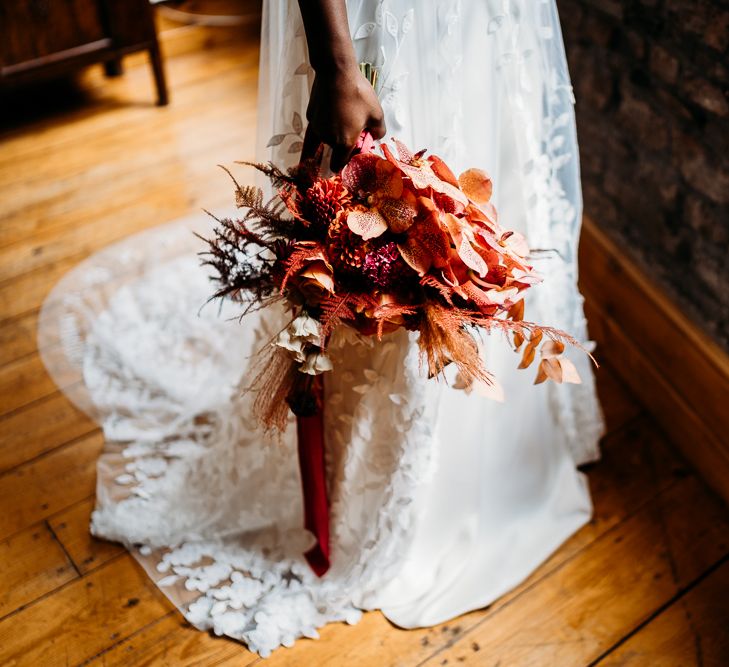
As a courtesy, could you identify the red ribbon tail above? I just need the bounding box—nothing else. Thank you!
[296,408,330,577]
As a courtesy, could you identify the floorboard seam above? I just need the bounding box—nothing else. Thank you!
[0,551,128,624]
[0,424,99,484]
[0,381,81,423]
[587,551,729,666]
[75,610,179,667]
[46,518,82,578]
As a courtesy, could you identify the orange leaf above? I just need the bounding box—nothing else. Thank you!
[558,357,582,384]
[542,357,563,383]
[540,340,565,359]
[534,357,562,384]
[518,330,543,369]
[508,299,525,321]
[458,168,493,204]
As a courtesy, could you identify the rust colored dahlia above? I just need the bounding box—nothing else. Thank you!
[300,178,351,229]
[327,212,370,277]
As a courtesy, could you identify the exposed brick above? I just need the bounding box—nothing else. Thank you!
[683,78,729,117]
[676,133,729,205]
[684,196,729,246]
[704,8,729,51]
[617,92,668,151]
[649,45,679,84]
[559,0,729,350]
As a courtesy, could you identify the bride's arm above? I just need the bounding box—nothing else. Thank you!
[297,0,386,171]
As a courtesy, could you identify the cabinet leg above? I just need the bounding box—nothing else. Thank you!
[149,43,169,106]
[104,58,123,77]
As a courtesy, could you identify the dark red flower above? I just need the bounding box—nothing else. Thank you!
[363,241,412,290]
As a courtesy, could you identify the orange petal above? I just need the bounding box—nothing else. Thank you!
[300,265,336,293]
[347,208,388,240]
[460,281,501,312]
[381,142,399,168]
[428,155,460,187]
[484,286,519,305]
[459,168,493,204]
[444,213,488,277]
[379,197,417,233]
[417,217,451,267]
[501,231,530,257]
[376,160,404,198]
[392,138,415,164]
[471,376,505,402]
[398,237,432,276]
[341,153,379,193]
[399,163,469,206]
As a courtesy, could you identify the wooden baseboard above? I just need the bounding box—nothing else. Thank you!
[579,217,729,503]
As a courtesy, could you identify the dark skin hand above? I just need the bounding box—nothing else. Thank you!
[297,0,386,171]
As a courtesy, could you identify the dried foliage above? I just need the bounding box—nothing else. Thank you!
[202,139,591,429]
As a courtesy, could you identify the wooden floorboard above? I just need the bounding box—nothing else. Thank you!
[0,521,78,620]
[0,556,175,667]
[47,497,125,575]
[0,18,726,667]
[0,432,102,541]
[596,558,729,666]
[0,391,96,473]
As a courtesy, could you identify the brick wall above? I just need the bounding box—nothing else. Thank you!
[558,0,729,349]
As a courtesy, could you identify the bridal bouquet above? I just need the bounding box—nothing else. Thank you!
[203,137,586,431]
[203,135,589,575]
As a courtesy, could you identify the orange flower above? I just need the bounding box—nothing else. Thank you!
[342,153,417,239]
[381,140,469,210]
[294,255,335,305]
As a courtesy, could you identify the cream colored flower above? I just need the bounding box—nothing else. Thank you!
[300,352,333,375]
[274,328,307,362]
[288,313,321,343]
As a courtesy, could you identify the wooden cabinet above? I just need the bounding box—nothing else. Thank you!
[0,0,168,105]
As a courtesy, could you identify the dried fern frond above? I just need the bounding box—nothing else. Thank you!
[234,160,296,189]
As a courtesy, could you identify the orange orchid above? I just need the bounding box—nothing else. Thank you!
[341,153,417,239]
[381,139,469,210]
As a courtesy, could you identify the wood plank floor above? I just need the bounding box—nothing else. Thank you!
[1,19,727,667]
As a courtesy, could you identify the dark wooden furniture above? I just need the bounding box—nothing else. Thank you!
[0,0,168,105]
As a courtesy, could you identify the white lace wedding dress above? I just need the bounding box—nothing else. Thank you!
[39,0,604,658]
